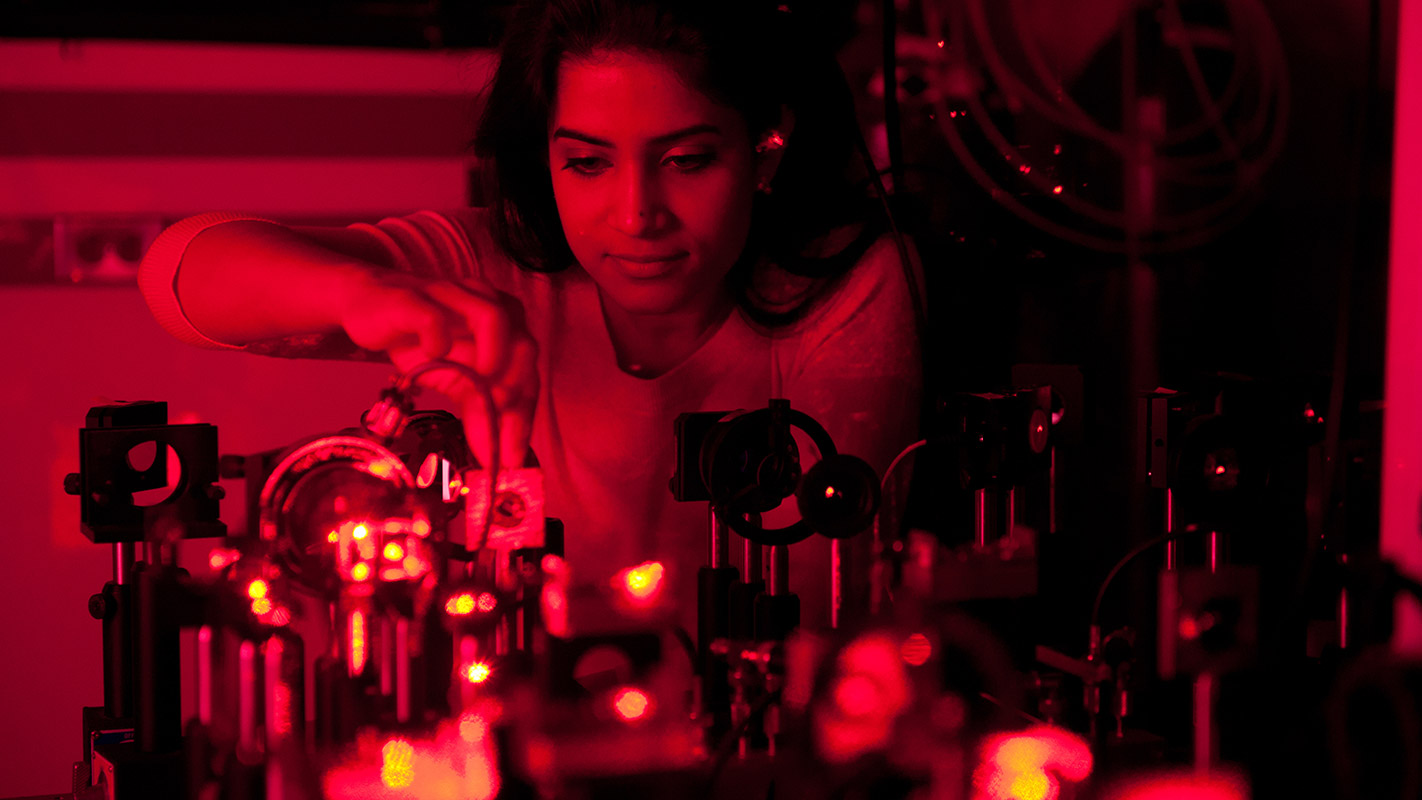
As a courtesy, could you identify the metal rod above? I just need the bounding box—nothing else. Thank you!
[238,640,259,760]
[744,538,762,582]
[768,546,789,596]
[114,542,135,585]
[1049,448,1057,534]
[831,540,842,629]
[396,617,411,723]
[975,489,989,549]
[1005,488,1016,540]
[1209,531,1219,573]
[1193,672,1217,775]
[198,626,213,726]
[709,506,730,568]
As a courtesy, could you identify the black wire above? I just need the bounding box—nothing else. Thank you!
[1089,531,1181,635]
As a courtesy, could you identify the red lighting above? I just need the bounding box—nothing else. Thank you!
[1053,185,1063,194]
[351,562,371,582]
[834,674,884,717]
[327,531,339,543]
[477,592,498,613]
[1179,616,1200,640]
[466,662,492,684]
[976,727,1094,800]
[380,738,415,789]
[208,548,240,571]
[251,597,272,615]
[383,542,405,561]
[1214,465,1227,475]
[620,561,665,604]
[247,579,268,600]
[1019,164,1032,174]
[352,523,369,540]
[613,687,652,721]
[901,632,933,666]
[824,486,838,499]
[350,610,367,675]
[447,592,476,616]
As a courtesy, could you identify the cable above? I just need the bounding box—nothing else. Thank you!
[1088,530,1179,637]
[393,359,502,552]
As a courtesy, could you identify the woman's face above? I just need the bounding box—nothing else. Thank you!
[547,50,759,319]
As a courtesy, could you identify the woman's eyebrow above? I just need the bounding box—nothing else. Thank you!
[551,124,721,148]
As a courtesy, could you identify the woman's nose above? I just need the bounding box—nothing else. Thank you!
[610,169,664,236]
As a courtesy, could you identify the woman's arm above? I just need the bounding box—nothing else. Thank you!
[138,212,538,467]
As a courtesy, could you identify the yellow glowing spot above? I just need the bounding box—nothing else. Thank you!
[1052,185,1063,194]
[247,579,269,600]
[466,662,492,684]
[613,687,651,721]
[412,517,431,537]
[447,592,476,616]
[352,524,369,540]
[352,562,371,582]
[326,531,339,543]
[1007,771,1051,800]
[621,561,665,602]
[824,485,837,499]
[384,519,404,533]
[252,597,272,615]
[460,486,471,496]
[937,39,945,48]
[367,460,393,478]
[384,542,405,561]
[380,738,415,789]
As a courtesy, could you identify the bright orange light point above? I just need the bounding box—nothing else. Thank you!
[447,592,476,615]
[252,597,272,615]
[380,738,415,789]
[247,579,269,600]
[352,523,369,540]
[613,687,651,721]
[1215,465,1227,475]
[477,592,498,613]
[824,486,837,499]
[1007,771,1052,800]
[326,531,339,543]
[1053,185,1063,194]
[466,662,492,683]
[351,562,371,582]
[937,40,945,48]
[622,561,665,602]
[384,542,405,561]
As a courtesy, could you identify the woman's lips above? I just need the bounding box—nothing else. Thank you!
[607,252,688,278]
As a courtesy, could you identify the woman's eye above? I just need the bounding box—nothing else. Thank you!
[665,153,715,172]
[562,157,609,175]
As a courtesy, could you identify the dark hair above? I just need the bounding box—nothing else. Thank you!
[472,0,880,325]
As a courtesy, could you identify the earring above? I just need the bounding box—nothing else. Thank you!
[755,130,785,154]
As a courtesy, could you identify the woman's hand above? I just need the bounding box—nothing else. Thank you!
[338,270,539,470]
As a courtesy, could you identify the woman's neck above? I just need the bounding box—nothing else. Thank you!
[598,291,734,378]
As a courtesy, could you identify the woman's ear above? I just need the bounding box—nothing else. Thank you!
[755,106,796,192]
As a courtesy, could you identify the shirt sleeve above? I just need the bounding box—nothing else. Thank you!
[138,208,495,352]
[137,211,277,350]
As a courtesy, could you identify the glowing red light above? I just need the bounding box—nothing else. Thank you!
[621,561,665,603]
[477,592,498,613]
[937,39,945,48]
[977,727,1093,800]
[1019,164,1032,174]
[351,562,371,582]
[1053,144,1062,155]
[1053,185,1063,194]
[1214,465,1227,475]
[825,486,838,499]
[208,548,239,571]
[1179,616,1200,640]
[381,738,415,789]
[901,632,933,666]
[270,606,291,626]
[459,713,488,743]
[246,579,268,600]
[412,517,431,537]
[352,523,369,540]
[326,531,339,543]
[834,674,883,717]
[384,542,405,561]
[251,597,272,615]
[613,687,652,721]
[350,610,367,675]
[466,662,492,684]
[447,592,476,616]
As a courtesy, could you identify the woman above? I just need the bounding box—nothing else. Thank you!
[139,0,922,628]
